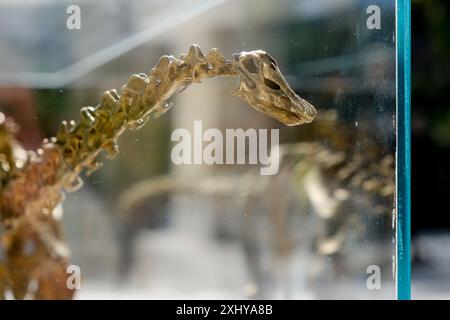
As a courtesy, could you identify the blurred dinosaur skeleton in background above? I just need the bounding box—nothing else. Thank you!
[0,45,316,299]
[117,110,395,298]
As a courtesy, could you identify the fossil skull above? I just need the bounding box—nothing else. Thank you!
[231,50,316,126]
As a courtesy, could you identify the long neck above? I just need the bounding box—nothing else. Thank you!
[0,45,237,221]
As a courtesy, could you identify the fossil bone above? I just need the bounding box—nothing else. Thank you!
[0,45,316,299]
[232,50,317,125]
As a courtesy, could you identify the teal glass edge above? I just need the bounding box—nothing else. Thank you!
[396,0,411,300]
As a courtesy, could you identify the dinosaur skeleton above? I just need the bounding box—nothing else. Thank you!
[0,45,316,299]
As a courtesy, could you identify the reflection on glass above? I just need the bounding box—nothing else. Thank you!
[0,0,396,299]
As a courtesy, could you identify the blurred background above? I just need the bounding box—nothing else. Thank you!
[0,0,440,300]
[411,0,450,299]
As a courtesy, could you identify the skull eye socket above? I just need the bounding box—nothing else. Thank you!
[242,59,259,74]
[264,78,281,90]
[264,54,278,69]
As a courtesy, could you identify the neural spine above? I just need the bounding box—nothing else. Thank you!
[1,45,237,220]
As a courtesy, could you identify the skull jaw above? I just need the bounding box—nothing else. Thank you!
[233,90,315,126]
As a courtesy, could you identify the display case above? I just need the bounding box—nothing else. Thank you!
[0,0,410,300]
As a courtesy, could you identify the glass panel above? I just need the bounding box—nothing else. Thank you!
[0,0,400,299]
